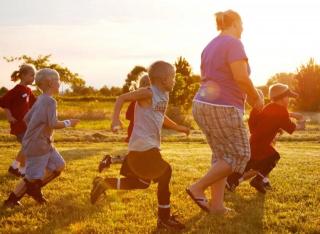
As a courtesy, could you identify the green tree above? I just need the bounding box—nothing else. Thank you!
[169,57,200,111]
[4,55,85,88]
[122,65,147,93]
[266,72,296,90]
[293,58,320,111]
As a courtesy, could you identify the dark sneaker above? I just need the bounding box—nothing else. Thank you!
[3,199,22,208]
[250,176,266,194]
[3,192,23,208]
[157,215,185,231]
[25,180,47,204]
[90,176,108,204]
[264,181,272,190]
[226,180,238,192]
[98,155,112,173]
[8,166,21,177]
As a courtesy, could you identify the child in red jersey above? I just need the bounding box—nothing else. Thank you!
[226,84,305,193]
[0,64,36,177]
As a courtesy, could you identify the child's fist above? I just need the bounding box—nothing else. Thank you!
[111,119,123,133]
[70,119,80,127]
[179,125,190,136]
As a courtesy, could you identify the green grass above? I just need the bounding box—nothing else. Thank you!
[0,141,319,233]
[0,99,320,233]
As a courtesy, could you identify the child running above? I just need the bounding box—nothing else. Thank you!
[98,74,189,173]
[226,84,304,193]
[3,68,79,207]
[91,61,188,231]
[0,64,37,177]
[98,74,151,171]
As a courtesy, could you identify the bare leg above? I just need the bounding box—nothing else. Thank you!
[242,169,257,181]
[16,150,25,167]
[188,159,232,198]
[209,176,227,211]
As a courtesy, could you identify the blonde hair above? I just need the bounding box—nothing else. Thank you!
[148,61,175,84]
[35,68,60,90]
[215,10,241,31]
[11,64,36,82]
[129,74,150,91]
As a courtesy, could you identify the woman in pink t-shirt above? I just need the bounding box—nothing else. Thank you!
[186,10,263,214]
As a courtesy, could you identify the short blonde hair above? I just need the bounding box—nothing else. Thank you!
[215,10,241,31]
[148,61,175,84]
[35,68,60,90]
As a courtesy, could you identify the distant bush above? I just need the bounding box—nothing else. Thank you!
[56,96,116,102]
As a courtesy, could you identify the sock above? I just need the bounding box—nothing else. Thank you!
[19,167,26,175]
[263,177,269,183]
[111,155,123,164]
[11,160,20,169]
[158,205,170,220]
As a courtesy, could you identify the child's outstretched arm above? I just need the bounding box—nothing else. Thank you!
[163,115,190,136]
[52,119,80,129]
[111,88,152,132]
[289,112,304,121]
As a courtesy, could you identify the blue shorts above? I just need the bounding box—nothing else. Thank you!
[25,148,65,180]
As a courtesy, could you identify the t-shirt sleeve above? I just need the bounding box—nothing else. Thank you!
[0,88,16,109]
[248,108,260,133]
[280,110,296,134]
[47,99,58,128]
[227,39,248,64]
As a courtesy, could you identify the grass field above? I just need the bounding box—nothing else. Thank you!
[0,141,319,233]
[0,100,320,233]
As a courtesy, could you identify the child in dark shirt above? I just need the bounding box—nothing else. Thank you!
[0,64,36,177]
[227,84,304,193]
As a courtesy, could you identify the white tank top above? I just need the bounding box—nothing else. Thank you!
[128,85,169,152]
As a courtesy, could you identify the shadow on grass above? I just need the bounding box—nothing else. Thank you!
[181,192,265,234]
[0,192,104,234]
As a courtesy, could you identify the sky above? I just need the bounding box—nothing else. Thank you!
[1,0,320,89]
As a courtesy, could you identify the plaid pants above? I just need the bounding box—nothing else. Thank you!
[193,101,250,173]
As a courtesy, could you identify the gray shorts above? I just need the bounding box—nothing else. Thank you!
[25,148,65,180]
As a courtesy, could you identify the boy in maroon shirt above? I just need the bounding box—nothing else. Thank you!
[0,64,36,177]
[227,84,304,193]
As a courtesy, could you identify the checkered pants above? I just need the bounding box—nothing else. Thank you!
[193,101,250,173]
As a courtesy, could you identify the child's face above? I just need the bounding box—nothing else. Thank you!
[22,69,35,85]
[49,76,61,94]
[163,72,176,92]
[279,96,289,108]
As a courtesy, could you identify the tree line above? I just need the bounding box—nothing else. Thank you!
[2,55,320,112]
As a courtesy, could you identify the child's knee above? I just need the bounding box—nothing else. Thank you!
[56,163,66,172]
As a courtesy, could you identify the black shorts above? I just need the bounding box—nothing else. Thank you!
[245,152,280,172]
[120,148,170,181]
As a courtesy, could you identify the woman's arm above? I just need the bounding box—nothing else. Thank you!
[230,60,263,110]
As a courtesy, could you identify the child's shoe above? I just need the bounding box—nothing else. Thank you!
[90,176,108,204]
[157,215,185,231]
[98,155,112,173]
[25,179,47,204]
[3,192,23,208]
[250,176,266,194]
[8,166,21,177]
[264,181,272,190]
